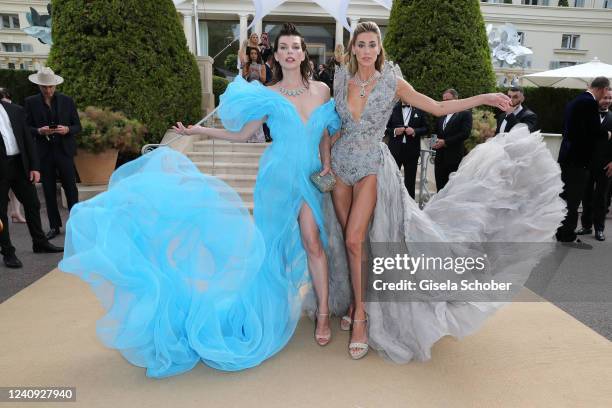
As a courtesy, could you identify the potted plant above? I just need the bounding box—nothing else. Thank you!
[74,107,146,185]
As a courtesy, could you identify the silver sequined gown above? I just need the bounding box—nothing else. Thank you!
[303,61,566,364]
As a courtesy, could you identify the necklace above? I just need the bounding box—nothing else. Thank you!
[279,85,307,97]
[352,71,380,97]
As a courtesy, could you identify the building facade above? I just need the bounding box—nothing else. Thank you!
[1,0,611,85]
[0,0,50,70]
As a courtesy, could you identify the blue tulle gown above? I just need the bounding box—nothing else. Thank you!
[59,76,340,378]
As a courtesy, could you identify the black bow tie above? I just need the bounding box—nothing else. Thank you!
[402,104,411,108]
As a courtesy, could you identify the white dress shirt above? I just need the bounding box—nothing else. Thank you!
[401,105,412,143]
[499,104,523,134]
[600,110,608,124]
[442,113,453,130]
[0,103,20,156]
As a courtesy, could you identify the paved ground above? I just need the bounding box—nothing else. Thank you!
[0,186,67,304]
[0,189,610,341]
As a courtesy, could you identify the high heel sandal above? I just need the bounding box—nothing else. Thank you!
[348,318,368,360]
[315,312,331,346]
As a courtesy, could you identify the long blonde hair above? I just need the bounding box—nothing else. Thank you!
[347,21,386,76]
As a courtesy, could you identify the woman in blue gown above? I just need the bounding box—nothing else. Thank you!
[59,23,340,378]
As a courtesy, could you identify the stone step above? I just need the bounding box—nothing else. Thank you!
[195,161,259,176]
[192,140,269,153]
[186,151,262,163]
[209,173,258,189]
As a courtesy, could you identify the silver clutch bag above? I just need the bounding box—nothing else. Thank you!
[310,171,336,193]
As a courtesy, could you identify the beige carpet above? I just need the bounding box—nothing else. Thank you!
[1,269,610,408]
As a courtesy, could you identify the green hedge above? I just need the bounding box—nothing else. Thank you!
[0,69,39,105]
[212,75,230,107]
[384,0,496,102]
[48,0,202,145]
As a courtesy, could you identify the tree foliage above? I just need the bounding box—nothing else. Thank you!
[48,0,201,144]
[384,0,496,101]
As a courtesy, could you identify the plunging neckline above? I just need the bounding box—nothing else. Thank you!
[345,73,382,123]
[265,86,333,127]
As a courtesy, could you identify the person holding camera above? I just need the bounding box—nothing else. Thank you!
[24,67,81,240]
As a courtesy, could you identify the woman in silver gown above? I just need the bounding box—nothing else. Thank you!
[313,21,566,361]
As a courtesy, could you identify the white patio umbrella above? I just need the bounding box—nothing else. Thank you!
[522,57,612,88]
[250,0,392,31]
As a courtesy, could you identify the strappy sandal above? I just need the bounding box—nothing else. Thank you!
[315,312,331,346]
[348,318,369,360]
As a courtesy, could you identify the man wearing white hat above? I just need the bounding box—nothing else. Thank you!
[24,67,81,240]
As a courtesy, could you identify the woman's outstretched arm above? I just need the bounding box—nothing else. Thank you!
[173,117,266,143]
[396,78,510,117]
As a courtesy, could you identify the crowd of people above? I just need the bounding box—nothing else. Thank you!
[0,67,82,268]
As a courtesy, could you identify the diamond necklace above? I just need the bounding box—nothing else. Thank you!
[278,84,307,97]
[352,71,380,97]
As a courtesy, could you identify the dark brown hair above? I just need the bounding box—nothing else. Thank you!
[443,88,459,99]
[0,87,11,101]
[271,23,312,87]
[247,47,263,65]
[591,76,610,89]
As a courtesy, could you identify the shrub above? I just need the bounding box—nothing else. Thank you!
[78,107,146,154]
[48,0,201,145]
[0,69,39,105]
[384,0,496,101]
[213,75,230,106]
[466,108,497,151]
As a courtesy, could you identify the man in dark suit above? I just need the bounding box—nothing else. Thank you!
[385,101,429,198]
[0,100,63,268]
[576,89,612,241]
[24,67,81,240]
[495,86,538,134]
[556,77,611,246]
[433,89,473,191]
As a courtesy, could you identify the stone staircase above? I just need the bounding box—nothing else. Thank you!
[185,137,267,211]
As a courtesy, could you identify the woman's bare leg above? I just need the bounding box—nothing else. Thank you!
[344,175,377,353]
[331,178,355,325]
[299,203,330,343]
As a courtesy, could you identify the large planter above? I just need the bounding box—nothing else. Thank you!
[74,148,119,185]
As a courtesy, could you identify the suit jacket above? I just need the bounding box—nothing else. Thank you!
[558,91,607,168]
[495,106,538,133]
[24,92,81,157]
[0,101,40,180]
[434,110,472,166]
[591,110,612,170]
[385,102,429,159]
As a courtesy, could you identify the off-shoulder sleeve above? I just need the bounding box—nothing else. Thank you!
[326,100,341,136]
[217,76,273,132]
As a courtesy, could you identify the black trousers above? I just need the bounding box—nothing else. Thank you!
[40,146,78,229]
[580,168,611,231]
[389,143,419,199]
[434,158,460,192]
[0,156,47,255]
[556,163,589,242]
